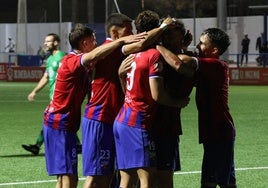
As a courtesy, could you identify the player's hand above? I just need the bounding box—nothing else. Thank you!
[162,17,173,26]
[27,92,36,101]
[118,54,134,77]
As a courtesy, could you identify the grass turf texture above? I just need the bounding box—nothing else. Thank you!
[0,82,267,187]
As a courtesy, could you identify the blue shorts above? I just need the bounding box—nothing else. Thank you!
[43,125,78,176]
[154,136,181,171]
[113,120,156,170]
[81,117,115,176]
[201,141,236,186]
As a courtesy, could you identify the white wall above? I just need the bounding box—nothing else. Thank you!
[0,22,72,57]
[182,16,263,62]
[0,16,265,63]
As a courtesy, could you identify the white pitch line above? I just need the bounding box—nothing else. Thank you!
[174,166,268,175]
[0,179,56,186]
[0,178,85,186]
[0,166,268,186]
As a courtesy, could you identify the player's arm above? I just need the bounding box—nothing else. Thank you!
[118,55,134,93]
[28,72,49,101]
[81,33,147,68]
[149,76,189,108]
[122,17,173,55]
[156,45,198,77]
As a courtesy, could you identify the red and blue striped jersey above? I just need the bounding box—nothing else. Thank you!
[83,38,126,125]
[115,48,163,130]
[43,52,90,133]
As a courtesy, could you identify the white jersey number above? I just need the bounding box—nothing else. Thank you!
[126,61,136,91]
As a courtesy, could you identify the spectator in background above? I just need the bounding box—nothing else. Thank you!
[240,34,250,66]
[4,37,15,52]
[256,32,267,65]
[256,33,264,54]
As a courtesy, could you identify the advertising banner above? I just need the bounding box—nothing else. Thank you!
[0,63,14,81]
[5,66,45,82]
[229,67,268,85]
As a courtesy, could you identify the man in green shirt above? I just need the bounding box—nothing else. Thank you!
[22,33,82,155]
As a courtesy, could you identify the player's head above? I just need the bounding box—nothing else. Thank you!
[134,10,160,33]
[160,18,186,54]
[197,28,230,57]
[105,13,133,39]
[44,33,61,53]
[69,23,96,53]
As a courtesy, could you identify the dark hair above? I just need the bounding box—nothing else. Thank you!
[160,18,186,53]
[201,28,230,55]
[47,33,60,43]
[162,18,186,36]
[134,10,160,33]
[105,13,132,36]
[69,23,94,49]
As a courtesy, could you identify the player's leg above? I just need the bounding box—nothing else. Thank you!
[118,169,137,188]
[216,141,237,188]
[137,167,156,188]
[83,174,113,188]
[36,129,44,147]
[110,169,121,188]
[21,129,43,155]
[154,136,180,188]
[201,141,236,188]
[155,170,173,188]
[56,175,78,188]
[201,143,217,188]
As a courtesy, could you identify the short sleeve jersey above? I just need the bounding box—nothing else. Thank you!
[195,57,235,143]
[115,48,163,130]
[43,52,89,133]
[83,38,126,125]
[46,50,66,99]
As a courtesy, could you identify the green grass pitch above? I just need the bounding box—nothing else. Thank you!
[0,82,267,187]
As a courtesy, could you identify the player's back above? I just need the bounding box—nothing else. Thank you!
[116,48,163,130]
